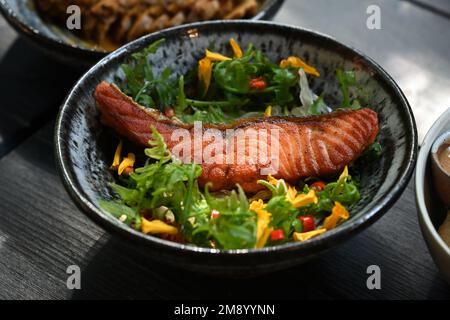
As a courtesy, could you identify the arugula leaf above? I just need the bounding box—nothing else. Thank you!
[203,184,256,249]
[119,39,178,109]
[214,59,252,94]
[99,200,141,230]
[272,68,297,87]
[181,163,199,225]
[266,196,296,231]
[323,175,360,206]
[360,142,382,162]
[336,69,361,109]
[309,95,328,115]
[144,126,171,163]
[257,179,287,197]
[176,75,187,114]
[180,105,232,124]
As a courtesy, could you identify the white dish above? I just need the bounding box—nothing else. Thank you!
[415,107,450,284]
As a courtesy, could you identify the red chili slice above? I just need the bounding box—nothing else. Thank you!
[299,215,315,232]
[249,77,267,90]
[270,229,285,241]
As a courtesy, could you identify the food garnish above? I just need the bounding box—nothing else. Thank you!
[96,38,382,249]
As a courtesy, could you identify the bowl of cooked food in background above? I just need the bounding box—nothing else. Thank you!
[416,107,450,284]
[55,20,417,275]
[0,0,284,66]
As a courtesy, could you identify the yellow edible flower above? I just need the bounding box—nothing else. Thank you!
[323,202,350,230]
[249,199,272,248]
[118,153,135,175]
[229,38,243,58]
[258,227,273,249]
[286,187,318,208]
[338,165,349,184]
[205,49,232,62]
[198,57,213,96]
[141,218,178,235]
[279,56,320,77]
[267,174,279,186]
[293,228,326,242]
[264,105,272,117]
[111,140,122,169]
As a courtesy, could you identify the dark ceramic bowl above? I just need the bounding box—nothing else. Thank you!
[55,20,417,275]
[0,0,284,66]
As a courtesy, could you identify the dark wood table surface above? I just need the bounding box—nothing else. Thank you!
[0,0,449,300]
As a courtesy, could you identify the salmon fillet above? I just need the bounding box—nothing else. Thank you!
[95,81,379,192]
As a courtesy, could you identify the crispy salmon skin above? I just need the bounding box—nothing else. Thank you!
[95,81,379,192]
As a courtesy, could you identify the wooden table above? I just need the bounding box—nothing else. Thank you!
[0,0,449,300]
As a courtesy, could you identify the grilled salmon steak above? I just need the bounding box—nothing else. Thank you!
[95,81,379,192]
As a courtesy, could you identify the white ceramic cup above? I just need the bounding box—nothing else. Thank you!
[415,108,450,284]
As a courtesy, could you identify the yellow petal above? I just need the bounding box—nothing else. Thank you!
[111,140,122,169]
[198,57,212,96]
[338,165,349,184]
[286,186,298,203]
[229,38,243,58]
[323,202,350,230]
[293,228,326,241]
[279,56,320,77]
[267,174,279,186]
[205,49,232,62]
[256,209,271,242]
[249,199,272,248]
[249,199,266,212]
[257,227,273,248]
[264,105,272,117]
[118,153,135,175]
[141,218,178,235]
[286,189,318,208]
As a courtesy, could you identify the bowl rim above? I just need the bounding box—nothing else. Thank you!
[55,20,418,256]
[0,0,284,55]
[415,107,450,256]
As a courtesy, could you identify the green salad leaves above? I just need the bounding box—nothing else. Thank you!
[101,128,258,249]
[119,39,178,108]
[117,39,327,124]
[100,38,381,249]
[101,127,362,249]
